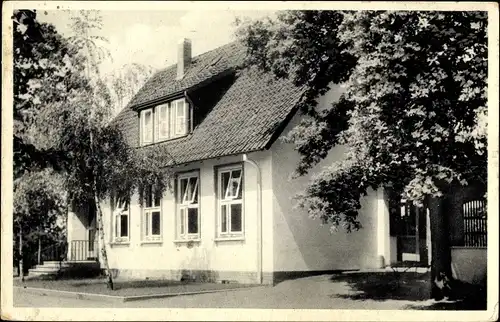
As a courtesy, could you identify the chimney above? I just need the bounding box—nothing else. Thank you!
[176,38,192,80]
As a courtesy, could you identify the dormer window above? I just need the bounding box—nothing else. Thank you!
[140,98,191,146]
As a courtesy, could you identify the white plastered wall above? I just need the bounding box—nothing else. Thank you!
[270,83,389,272]
[97,150,273,281]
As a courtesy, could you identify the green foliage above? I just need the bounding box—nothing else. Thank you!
[238,11,487,230]
[107,63,157,115]
[13,9,171,248]
[13,9,85,176]
[12,11,170,281]
[14,168,66,229]
[57,10,172,209]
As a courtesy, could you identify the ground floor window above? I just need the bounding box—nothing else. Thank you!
[142,185,162,241]
[112,196,129,243]
[177,171,200,239]
[217,165,243,237]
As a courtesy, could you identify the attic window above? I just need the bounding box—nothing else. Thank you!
[140,98,191,146]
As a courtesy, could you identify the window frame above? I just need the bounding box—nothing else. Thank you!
[217,164,244,238]
[174,99,189,136]
[156,103,170,141]
[139,98,191,146]
[142,185,162,242]
[176,170,201,240]
[140,108,154,145]
[112,196,130,243]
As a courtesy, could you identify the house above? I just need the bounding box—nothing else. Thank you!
[65,39,487,285]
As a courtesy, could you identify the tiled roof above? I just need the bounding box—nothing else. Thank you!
[127,41,246,108]
[114,41,305,165]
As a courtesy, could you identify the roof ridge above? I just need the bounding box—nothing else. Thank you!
[154,39,242,74]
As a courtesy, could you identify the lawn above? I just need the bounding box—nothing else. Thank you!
[14,277,258,297]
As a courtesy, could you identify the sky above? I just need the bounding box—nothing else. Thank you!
[38,9,275,77]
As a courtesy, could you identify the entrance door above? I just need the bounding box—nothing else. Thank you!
[391,199,430,266]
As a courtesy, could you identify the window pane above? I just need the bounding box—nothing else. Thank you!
[176,118,186,135]
[176,101,187,135]
[120,215,128,237]
[230,204,242,232]
[152,211,161,235]
[231,170,242,199]
[169,105,175,137]
[221,204,227,233]
[221,172,230,199]
[178,178,186,203]
[120,198,129,211]
[154,190,161,207]
[188,208,198,234]
[189,177,198,204]
[237,173,243,199]
[143,110,152,142]
[180,208,185,235]
[176,100,185,116]
[159,105,169,138]
[145,186,152,208]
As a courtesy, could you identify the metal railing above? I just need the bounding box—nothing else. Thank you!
[40,241,68,264]
[69,240,98,261]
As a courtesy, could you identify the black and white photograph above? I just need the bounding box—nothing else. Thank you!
[1,1,498,321]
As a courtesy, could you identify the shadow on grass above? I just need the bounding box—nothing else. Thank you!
[329,272,486,310]
[330,272,431,301]
[404,281,487,310]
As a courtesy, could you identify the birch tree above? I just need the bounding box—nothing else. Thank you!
[53,10,173,289]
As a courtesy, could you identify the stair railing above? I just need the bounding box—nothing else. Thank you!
[40,241,68,264]
[69,240,97,261]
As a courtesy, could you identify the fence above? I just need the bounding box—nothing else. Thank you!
[40,241,67,263]
[463,199,487,247]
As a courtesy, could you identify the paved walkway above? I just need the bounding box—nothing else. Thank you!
[14,274,438,309]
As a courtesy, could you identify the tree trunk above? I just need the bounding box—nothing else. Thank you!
[19,228,24,282]
[94,194,114,290]
[37,235,42,265]
[428,195,454,300]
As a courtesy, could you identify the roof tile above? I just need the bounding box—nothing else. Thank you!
[114,41,305,165]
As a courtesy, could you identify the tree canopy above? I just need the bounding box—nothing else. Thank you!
[13,10,172,285]
[237,10,487,231]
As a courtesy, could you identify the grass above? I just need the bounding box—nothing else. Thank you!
[14,277,257,297]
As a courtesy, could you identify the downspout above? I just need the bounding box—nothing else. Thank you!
[242,154,263,284]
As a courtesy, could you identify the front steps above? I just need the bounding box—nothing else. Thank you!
[27,261,101,279]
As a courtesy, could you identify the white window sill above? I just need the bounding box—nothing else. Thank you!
[110,241,130,246]
[173,238,201,244]
[214,236,245,242]
[140,239,163,245]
